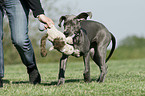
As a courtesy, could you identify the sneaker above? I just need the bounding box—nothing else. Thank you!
[0,78,3,87]
[27,67,41,85]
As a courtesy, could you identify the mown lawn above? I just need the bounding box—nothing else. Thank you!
[0,59,145,96]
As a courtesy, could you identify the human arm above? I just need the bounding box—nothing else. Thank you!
[26,0,44,18]
[26,0,54,27]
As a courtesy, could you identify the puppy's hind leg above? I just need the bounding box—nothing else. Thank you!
[92,46,108,82]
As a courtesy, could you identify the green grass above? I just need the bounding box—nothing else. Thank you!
[0,59,145,96]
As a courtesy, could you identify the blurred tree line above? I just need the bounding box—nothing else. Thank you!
[110,36,145,60]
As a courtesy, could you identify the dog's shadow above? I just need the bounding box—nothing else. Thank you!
[2,79,10,84]
[2,79,29,85]
[3,79,97,86]
[5,79,82,86]
[41,78,97,86]
[12,81,29,84]
[41,79,82,86]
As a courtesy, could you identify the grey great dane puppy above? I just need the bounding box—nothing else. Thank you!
[56,12,116,85]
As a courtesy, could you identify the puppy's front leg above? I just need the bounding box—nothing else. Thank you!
[57,54,68,85]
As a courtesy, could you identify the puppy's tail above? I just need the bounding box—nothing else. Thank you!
[105,33,116,63]
[40,33,48,57]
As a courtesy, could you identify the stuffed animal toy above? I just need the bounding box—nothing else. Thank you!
[39,23,80,57]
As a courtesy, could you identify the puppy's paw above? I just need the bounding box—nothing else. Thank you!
[97,73,107,83]
[57,78,65,86]
[83,72,91,82]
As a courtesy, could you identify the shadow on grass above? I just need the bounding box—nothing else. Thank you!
[65,78,97,83]
[40,78,97,86]
[3,78,97,86]
[2,79,29,84]
[3,79,10,84]
[41,81,57,86]
[12,81,29,84]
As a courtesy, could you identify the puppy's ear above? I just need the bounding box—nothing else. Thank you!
[58,16,66,27]
[76,12,92,20]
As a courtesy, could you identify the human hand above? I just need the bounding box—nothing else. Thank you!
[38,14,54,29]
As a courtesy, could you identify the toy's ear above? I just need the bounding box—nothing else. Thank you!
[75,12,92,20]
[58,16,66,27]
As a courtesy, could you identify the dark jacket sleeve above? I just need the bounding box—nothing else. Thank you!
[26,0,44,18]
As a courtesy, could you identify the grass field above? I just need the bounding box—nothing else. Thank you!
[0,59,145,96]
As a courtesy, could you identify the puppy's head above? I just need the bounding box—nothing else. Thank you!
[58,12,92,37]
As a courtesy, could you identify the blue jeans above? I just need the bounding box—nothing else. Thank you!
[0,0,37,78]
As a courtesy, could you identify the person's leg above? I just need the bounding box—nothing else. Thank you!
[0,3,4,87]
[4,0,41,84]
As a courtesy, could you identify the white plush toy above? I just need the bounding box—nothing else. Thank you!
[39,22,80,57]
